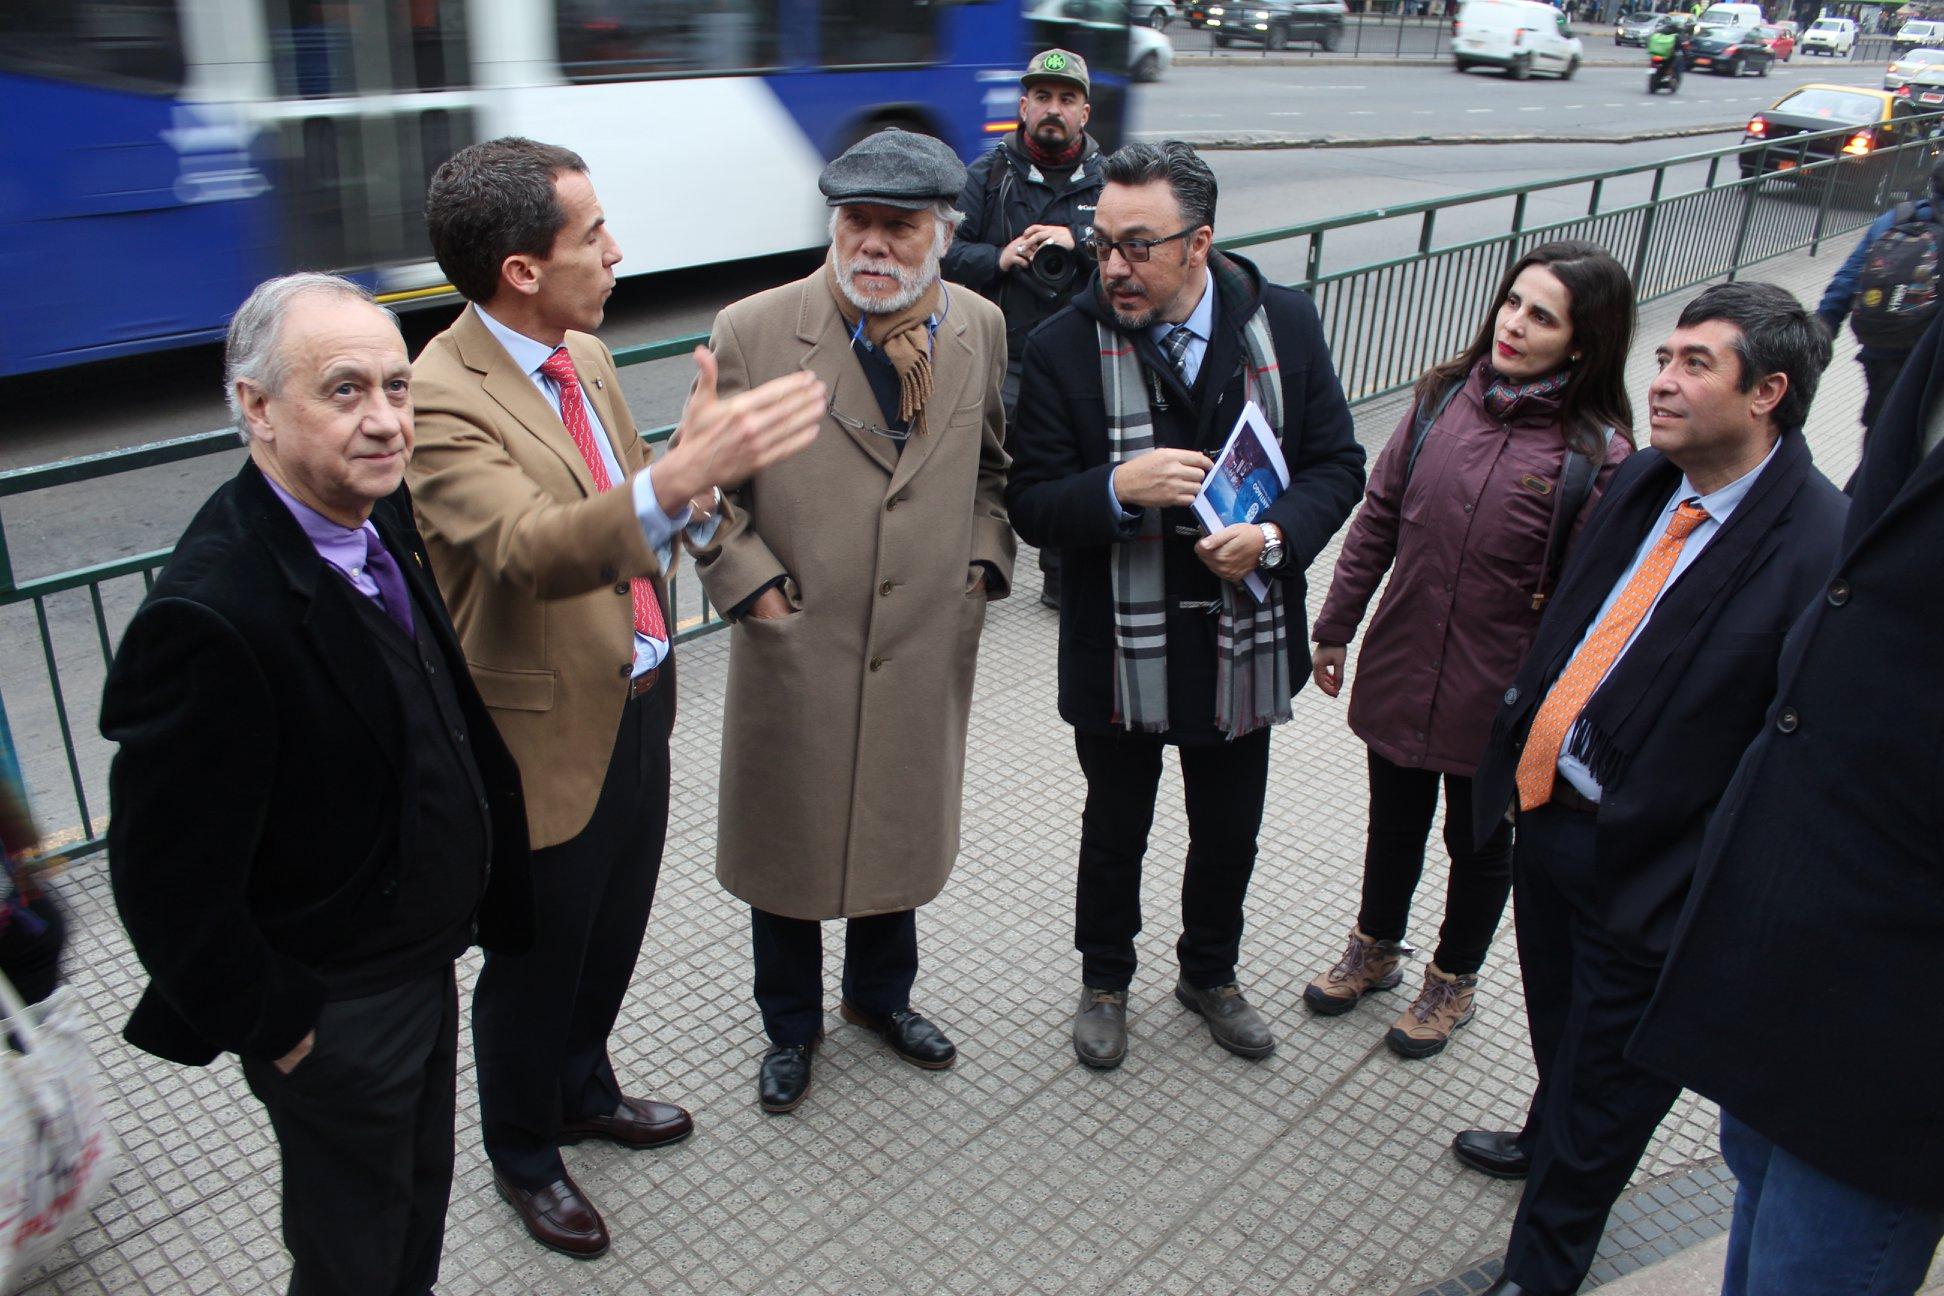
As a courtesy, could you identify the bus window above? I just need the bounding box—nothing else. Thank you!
[0,1,185,94]
[264,0,470,98]
[557,1,783,80]
[822,0,942,66]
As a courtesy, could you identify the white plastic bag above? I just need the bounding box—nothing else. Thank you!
[0,969,117,1292]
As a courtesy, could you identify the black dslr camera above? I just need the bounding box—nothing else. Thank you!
[1023,240,1078,300]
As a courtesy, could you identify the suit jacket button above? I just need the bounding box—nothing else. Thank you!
[1504,687,1520,705]
[1775,706,1800,734]
[869,657,885,672]
[618,663,632,679]
[879,580,894,596]
[616,582,630,596]
[1827,579,1851,606]
[380,880,398,898]
[599,564,618,584]
[886,497,900,511]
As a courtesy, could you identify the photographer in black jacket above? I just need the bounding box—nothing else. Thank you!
[944,47,1106,605]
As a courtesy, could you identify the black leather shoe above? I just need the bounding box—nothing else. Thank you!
[758,1036,819,1114]
[1453,1129,1531,1179]
[839,1001,957,1069]
[1173,977,1276,1059]
[1072,986,1129,1069]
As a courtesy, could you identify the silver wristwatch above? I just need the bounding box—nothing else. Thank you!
[1257,523,1285,570]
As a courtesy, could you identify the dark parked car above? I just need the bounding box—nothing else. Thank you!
[1615,11,1660,46]
[1687,23,1775,75]
[1199,0,1348,49]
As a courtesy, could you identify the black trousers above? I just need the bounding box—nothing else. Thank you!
[1503,805,1681,1295]
[1356,749,1515,976]
[750,907,919,1045]
[241,967,458,1296]
[473,684,669,1189]
[1073,726,1272,992]
[1860,353,1910,436]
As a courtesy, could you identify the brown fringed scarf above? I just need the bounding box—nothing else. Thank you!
[824,248,941,435]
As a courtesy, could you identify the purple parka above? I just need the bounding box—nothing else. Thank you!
[1311,366,1631,777]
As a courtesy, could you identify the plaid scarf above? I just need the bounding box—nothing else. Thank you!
[1097,253,1292,738]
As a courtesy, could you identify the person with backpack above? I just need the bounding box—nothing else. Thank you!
[1815,158,1944,442]
[1304,240,1635,1060]
[943,48,1106,607]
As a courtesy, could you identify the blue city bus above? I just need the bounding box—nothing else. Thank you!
[0,1,1129,378]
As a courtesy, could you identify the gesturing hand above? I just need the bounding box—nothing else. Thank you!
[658,348,826,511]
[1111,448,1213,510]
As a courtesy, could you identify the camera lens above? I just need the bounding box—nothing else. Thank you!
[1029,242,1076,293]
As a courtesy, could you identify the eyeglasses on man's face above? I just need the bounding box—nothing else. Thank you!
[1082,226,1198,264]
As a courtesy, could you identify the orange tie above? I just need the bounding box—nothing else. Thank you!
[1514,501,1711,812]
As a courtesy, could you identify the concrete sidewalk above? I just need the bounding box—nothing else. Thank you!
[10,248,1899,1294]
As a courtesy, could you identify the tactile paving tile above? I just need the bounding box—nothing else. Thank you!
[14,249,1869,1295]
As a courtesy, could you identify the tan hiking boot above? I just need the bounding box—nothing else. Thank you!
[1302,927,1409,1017]
[1384,963,1477,1059]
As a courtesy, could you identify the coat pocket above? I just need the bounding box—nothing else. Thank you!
[468,662,557,712]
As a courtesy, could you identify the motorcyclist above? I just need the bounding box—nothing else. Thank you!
[1646,16,1689,88]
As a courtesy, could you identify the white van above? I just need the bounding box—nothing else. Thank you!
[1695,3,1765,32]
[1453,0,1586,78]
[1801,15,1858,54]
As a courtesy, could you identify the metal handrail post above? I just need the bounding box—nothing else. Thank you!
[1810,142,1840,255]
[1304,229,1326,293]
[1726,168,1760,282]
[1631,165,1667,291]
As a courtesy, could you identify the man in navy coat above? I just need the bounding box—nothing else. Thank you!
[1631,315,1944,1296]
[1456,282,1849,1295]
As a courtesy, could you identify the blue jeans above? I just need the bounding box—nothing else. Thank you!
[1721,1110,1943,1296]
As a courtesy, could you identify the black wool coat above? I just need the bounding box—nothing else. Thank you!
[1632,319,1944,1212]
[1005,253,1366,743]
[100,462,532,1067]
[1470,437,1848,955]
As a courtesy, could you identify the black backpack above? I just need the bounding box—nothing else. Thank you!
[1404,379,1603,611]
[1850,200,1944,350]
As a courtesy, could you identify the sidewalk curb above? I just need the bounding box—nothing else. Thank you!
[1135,121,1745,149]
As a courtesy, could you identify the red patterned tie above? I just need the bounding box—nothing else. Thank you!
[539,347,667,641]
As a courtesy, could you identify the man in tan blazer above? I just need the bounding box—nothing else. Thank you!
[690,130,1014,1116]
[409,137,822,1258]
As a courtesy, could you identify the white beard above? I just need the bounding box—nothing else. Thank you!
[837,248,942,315]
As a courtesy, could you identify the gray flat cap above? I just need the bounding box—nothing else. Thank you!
[818,128,967,210]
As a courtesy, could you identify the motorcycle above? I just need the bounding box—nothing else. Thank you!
[1648,50,1683,92]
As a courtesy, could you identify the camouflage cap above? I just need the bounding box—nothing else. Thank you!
[1021,48,1090,96]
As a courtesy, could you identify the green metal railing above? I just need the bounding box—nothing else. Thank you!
[5,115,1937,859]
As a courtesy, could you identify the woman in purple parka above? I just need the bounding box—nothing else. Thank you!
[1304,240,1636,1059]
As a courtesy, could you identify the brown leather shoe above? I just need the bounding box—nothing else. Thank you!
[560,1095,694,1149]
[494,1170,609,1258]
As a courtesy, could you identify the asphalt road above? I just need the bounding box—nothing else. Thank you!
[1132,52,1890,140]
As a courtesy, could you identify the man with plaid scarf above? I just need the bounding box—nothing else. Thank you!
[1006,142,1365,1069]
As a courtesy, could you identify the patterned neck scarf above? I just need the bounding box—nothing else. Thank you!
[1482,363,1571,424]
